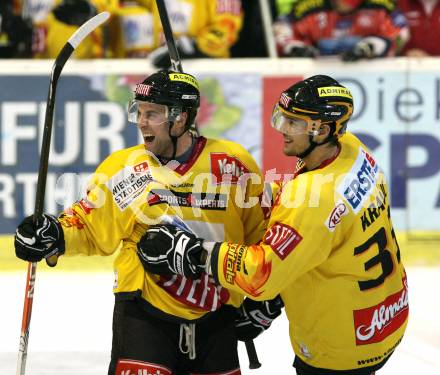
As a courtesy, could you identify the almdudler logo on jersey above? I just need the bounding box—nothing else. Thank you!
[263,223,302,260]
[354,278,409,345]
[337,148,379,214]
[109,163,153,211]
[325,200,348,231]
[210,153,250,184]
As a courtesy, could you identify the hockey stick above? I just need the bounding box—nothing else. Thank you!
[16,12,110,375]
[245,340,262,369]
[258,0,277,58]
[155,0,183,73]
[155,0,261,368]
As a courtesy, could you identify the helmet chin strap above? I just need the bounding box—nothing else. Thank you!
[167,120,188,161]
[297,134,334,159]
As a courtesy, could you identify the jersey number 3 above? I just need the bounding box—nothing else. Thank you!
[354,224,401,291]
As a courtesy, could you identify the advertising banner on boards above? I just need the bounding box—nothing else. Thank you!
[0,63,439,233]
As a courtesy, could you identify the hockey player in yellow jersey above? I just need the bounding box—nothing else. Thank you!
[139,75,409,374]
[14,70,269,374]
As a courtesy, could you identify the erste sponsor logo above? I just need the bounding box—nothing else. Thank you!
[338,148,379,214]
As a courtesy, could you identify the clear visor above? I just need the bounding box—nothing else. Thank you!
[128,100,172,126]
[271,104,315,136]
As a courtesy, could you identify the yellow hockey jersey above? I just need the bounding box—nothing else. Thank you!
[60,137,267,321]
[212,132,408,370]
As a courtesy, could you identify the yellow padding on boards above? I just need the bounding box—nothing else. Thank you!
[0,235,115,272]
[1,232,440,272]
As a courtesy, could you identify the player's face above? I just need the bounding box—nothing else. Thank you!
[281,132,312,157]
[271,104,314,156]
[135,102,175,157]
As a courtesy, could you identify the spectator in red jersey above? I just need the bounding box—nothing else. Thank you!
[398,0,440,56]
[274,0,408,61]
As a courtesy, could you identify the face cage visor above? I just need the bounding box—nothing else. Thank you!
[271,104,321,136]
[127,99,182,126]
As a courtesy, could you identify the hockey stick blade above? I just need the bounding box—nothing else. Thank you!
[69,12,110,49]
[17,12,110,375]
[52,11,110,83]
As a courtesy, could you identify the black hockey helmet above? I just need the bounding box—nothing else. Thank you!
[128,70,200,130]
[272,75,354,139]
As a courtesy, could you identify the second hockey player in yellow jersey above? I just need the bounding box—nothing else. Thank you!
[140,75,408,375]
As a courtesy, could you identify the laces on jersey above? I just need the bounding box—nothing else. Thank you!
[179,323,196,360]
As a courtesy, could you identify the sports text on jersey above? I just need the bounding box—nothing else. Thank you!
[147,189,227,210]
[317,86,353,99]
[337,148,379,214]
[168,73,199,90]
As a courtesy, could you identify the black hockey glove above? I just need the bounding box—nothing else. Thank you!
[285,44,318,58]
[235,295,284,341]
[149,36,207,69]
[137,224,205,278]
[15,214,65,262]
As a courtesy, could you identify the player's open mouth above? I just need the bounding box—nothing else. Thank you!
[143,135,155,143]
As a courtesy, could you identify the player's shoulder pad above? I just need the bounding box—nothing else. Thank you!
[362,0,396,13]
[291,0,331,21]
[95,144,144,176]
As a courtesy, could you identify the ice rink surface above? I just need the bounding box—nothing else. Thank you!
[1,267,439,374]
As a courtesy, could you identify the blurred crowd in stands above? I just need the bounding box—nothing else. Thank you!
[0,0,439,64]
